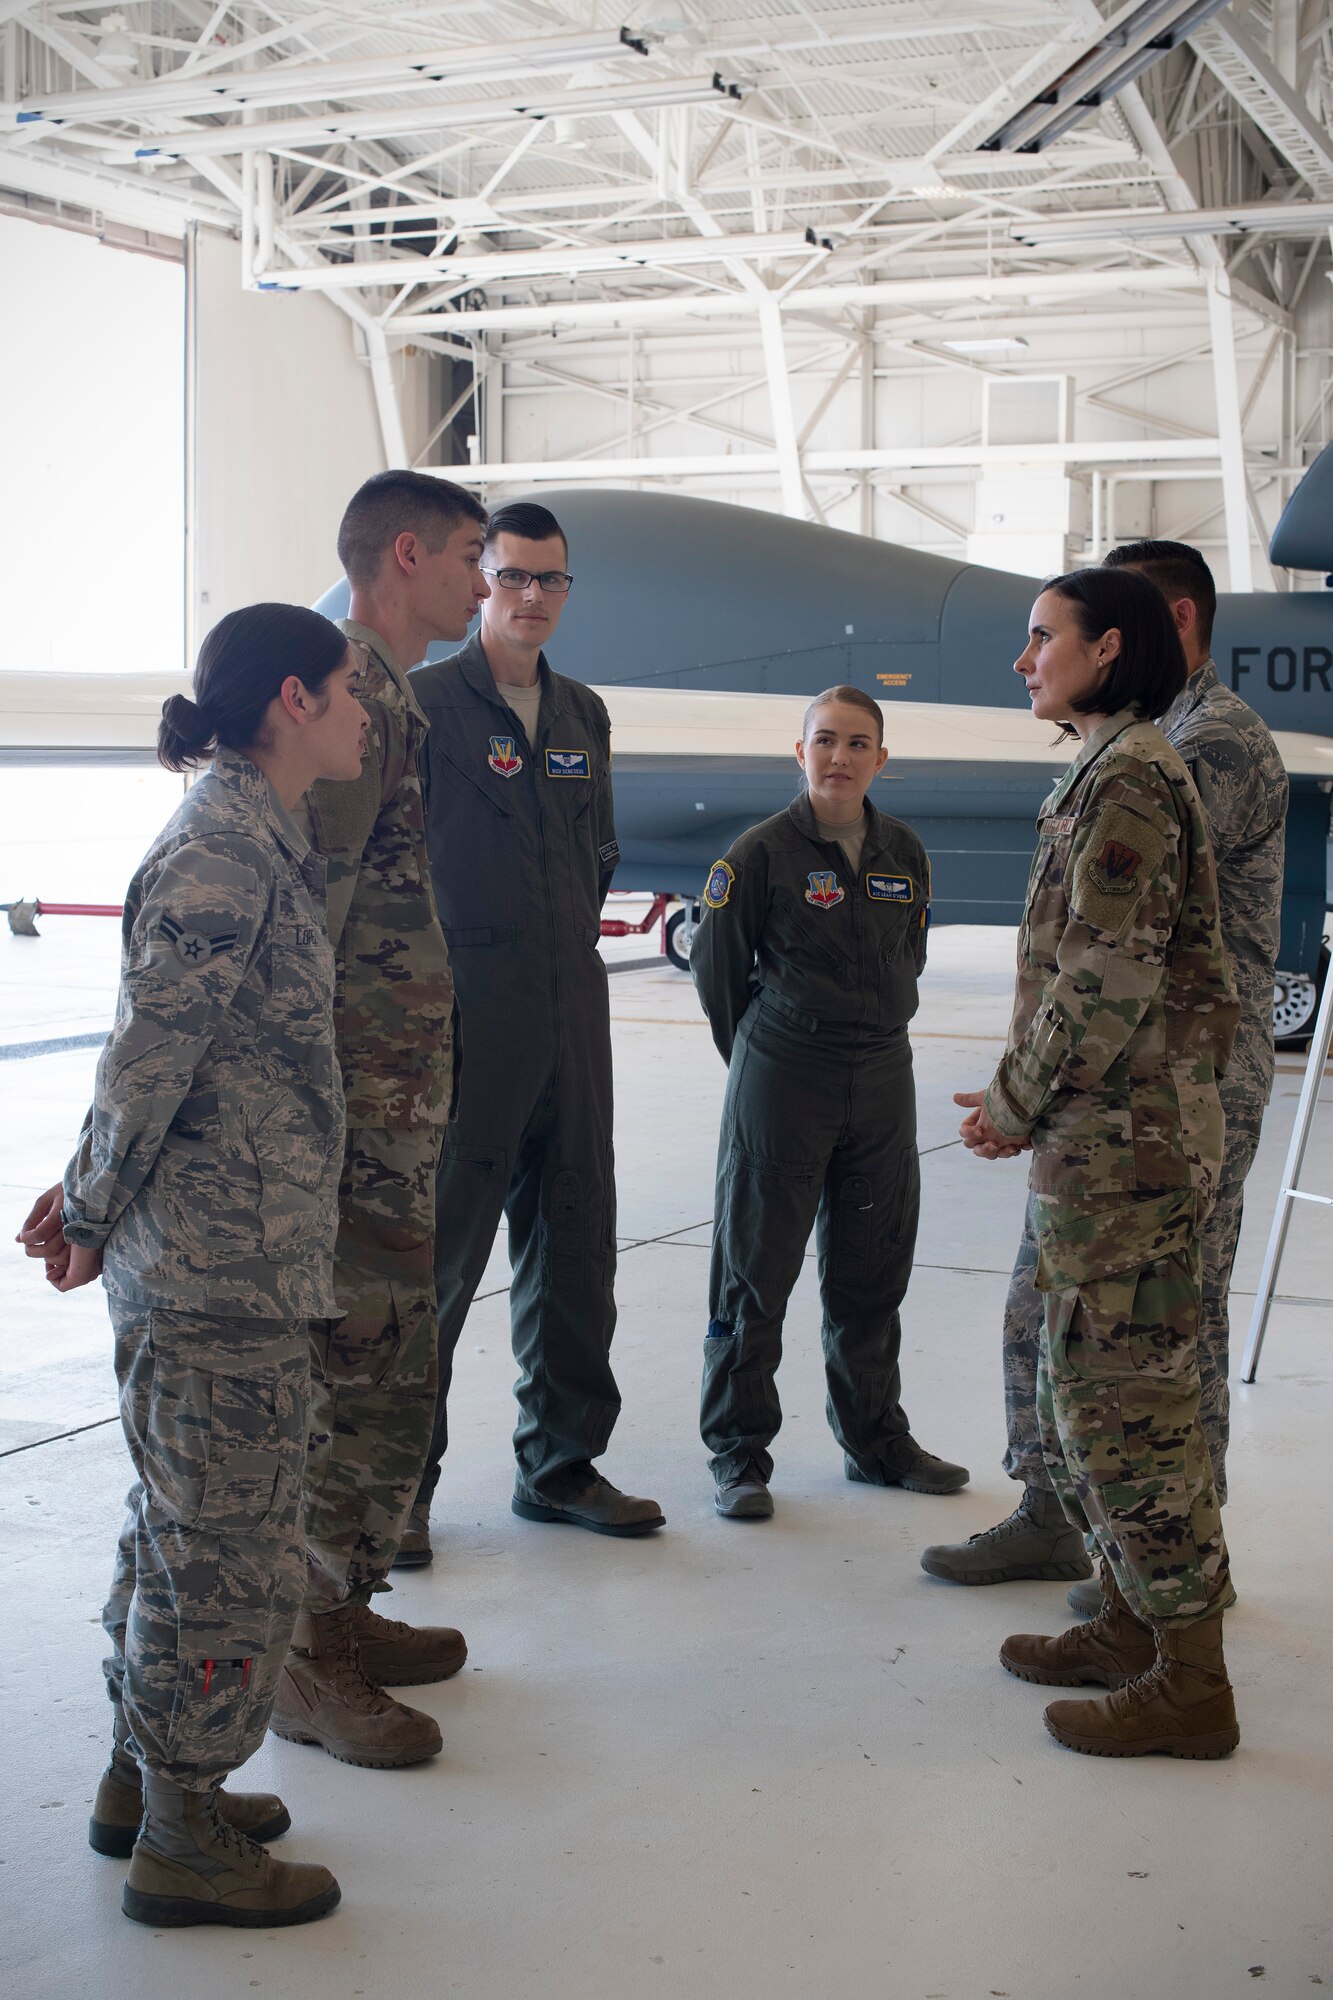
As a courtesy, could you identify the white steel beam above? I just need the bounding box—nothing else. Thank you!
[251,230,824,293]
[1206,270,1256,590]
[758,297,805,518]
[1190,7,1333,196]
[386,264,1209,336]
[428,437,1229,486]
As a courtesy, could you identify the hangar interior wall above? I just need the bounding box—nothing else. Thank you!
[189,223,391,638]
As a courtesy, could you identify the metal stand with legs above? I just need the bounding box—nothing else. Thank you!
[1241,965,1333,1383]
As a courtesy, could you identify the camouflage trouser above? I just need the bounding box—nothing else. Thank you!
[1002,1121,1261,1507]
[303,1125,439,1613]
[102,1303,308,1787]
[1036,1240,1235,1627]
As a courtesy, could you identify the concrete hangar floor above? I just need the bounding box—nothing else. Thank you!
[1,912,1329,2000]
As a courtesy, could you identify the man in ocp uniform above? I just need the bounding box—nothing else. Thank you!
[922,541,1287,1605]
[269,472,491,1767]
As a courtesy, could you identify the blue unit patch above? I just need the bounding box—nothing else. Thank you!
[704,859,735,910]
[865,871,915,902]
[545,748,590,778]
[805,870,845,909]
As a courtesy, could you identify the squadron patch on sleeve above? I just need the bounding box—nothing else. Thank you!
[545,749,590,779]
[160,913,239,965]
[703,859,735,909]
[865,870,915,903]
[1070,804,1166,935]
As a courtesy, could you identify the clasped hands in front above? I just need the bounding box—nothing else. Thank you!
[953,1090,1030,1162]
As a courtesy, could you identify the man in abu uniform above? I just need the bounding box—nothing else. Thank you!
[402,501,662,1551]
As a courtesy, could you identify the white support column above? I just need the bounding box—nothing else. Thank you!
[1206,272,1254,592]
[859,319,875,539]
[758,299,804,520]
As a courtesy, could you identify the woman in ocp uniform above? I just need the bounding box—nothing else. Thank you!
[958,565,1242,1760]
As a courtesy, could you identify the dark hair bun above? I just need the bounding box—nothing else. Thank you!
[157,690,216,772]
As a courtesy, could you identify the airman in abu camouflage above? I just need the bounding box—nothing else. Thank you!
[954,567,1244,1761]
[923,544,1286,1612]
[269,472,492,1772]
[22,604,367,1926]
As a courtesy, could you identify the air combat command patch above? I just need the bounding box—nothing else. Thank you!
[805,870,845,909]
[488,735,523,778]
[1071,803,1165,935]
[704,859,734,909]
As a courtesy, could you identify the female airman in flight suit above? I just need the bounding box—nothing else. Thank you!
[691,684,967,1519]
[22,604,367,1925]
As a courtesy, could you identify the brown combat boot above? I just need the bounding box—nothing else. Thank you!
[999,1563,1157,1689]
[1044,1606,1240,1760]
[90,1705,291,1857]
[346,1601,467,1686]
[90,1760,291,1858]
[122,1780,339,1929]
[269,1605,443,1768]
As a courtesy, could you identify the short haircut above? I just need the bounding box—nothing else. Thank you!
[802,684,884,746]
[485,500,568,561]
[1043,566,1187,733]
[337,471,488,588]
[1103,538,1217,649]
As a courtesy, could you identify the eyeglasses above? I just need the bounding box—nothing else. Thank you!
[480,565,574,595]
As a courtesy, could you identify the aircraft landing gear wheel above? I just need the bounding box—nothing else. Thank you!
[665,903,699,972]
[1273,945,1329,1050]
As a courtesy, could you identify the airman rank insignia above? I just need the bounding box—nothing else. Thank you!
[488,735,523,778]
[865,871,914,902]
[161,913,239,965]
[805,870,845,909]
[545,749,590,778]
[704,859,734,909]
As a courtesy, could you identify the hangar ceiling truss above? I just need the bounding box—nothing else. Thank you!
[2,0,1331,579]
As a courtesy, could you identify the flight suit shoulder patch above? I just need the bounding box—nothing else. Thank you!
[703,859,735,909]
[545,749,590,778]
[1070,803,1166,933]
[865,870,915,902]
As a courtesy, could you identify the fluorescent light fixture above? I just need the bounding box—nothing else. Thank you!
[942,336,1030,354]
[908,182,956,198]
[980,0,1231,153]
[1011,199,1333,245]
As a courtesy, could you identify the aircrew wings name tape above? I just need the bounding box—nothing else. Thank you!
[865,871,915,902]
[545,749,590,778]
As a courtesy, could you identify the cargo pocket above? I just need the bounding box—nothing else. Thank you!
[141,1315,296,1534]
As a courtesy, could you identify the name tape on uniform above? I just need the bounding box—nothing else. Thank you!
[545,749,590,779]
[1041,814,1079,838]
[864,871,915,903]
